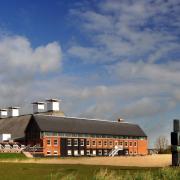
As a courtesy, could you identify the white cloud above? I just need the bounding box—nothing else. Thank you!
[68,0,180,63]
[0,35,62,73]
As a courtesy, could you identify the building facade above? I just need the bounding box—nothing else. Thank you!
[25,115,148,157]
[0,99,148,157]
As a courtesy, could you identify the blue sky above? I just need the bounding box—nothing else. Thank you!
[0,0,180,147]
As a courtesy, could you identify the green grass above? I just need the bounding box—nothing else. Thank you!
[0,163,179,180]
[0,153,27,159]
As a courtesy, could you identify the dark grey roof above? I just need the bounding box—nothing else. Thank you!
[0,115,32,139]
[33,115,147,137]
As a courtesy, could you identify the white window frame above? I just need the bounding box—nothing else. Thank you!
[98,141,102,146]
[134,141,137,147]
[92,140,96,146]
[74,139,78,146]
[47,151,51,155]
[98,150,102,156]
[47,139,51,146]
[67,150,72,155]
[67,139,72,146]
[74,150,79,156]
[86,140,90,146]
[80,139,84,146]
[54,151,58,155]
[92,150,96,155]
[104,150,108,156]
[80,150,84,155]
[86,150,90,155]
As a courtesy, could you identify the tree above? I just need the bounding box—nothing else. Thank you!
[154,136,169,154]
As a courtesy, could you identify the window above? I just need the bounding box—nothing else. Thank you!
[54,139,58,146]
[129,142,132,147]
[74,139,78,146]
[92,150,96,155]
[98,140,102,146]
[86,150,90,155]
[74,150,78,156]
[67,139,72,146]
[86,140,90,146]
[98,150,102,156]
[134,151,137,154]
[104,150,108,156]
[47,139,51,145]
[109,141,113,146]
[119,141,123,146]
[80,150,84,155]
[54,151,58,155]
[130,151,133,155]
[80,139,84,146]
[134,141,137,147]
[47,151,51,155]
[92,140,96,146]
[115,141,118,146]
[124,141,128,147]
[104,141,107,146]
[67,150,72,155]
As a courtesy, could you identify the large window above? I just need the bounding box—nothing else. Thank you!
[80,139,84,146]
[74,150,78,156]
[67,139,72,146]
[74,139,78,146]
[47,139,51,145]
[67,150,72,155]
[129,142,132,147]
[86,150,90,155]
[80,150,84,155]
[98,150,102,156]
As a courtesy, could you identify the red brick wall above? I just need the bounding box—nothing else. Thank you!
[43,137,61,156]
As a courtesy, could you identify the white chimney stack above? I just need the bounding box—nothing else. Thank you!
[32,102,45,114]
[46,99,60,112]
[8,107,20,117]
[0,109,8,118]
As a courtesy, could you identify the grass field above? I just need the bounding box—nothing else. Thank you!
[0,153,27,159]
[0,162,179,180]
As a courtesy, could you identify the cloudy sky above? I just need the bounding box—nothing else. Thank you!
[0,0,180,147]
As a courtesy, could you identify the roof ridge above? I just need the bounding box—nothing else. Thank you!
[34,114,133,124]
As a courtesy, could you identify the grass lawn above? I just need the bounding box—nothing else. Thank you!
[0,153,27,159]
[0,162,179,180]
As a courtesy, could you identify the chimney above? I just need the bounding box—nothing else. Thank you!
[8,107,20,117]
[0,109,8,119]
[32,102,45,114]
[117,117,124,122]
[46,99,60,112]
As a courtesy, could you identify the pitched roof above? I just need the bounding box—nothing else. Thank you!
[0,115,32,139]
[33,115,147,137]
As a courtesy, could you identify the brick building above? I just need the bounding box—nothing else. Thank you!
[0,99,148,157]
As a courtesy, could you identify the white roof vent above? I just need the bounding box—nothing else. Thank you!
[32,102,45,114]
[0,109,8,119]
[46,99,60,112]
[8,107,20,117]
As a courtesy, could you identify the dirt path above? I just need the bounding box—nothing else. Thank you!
[0,154,171,167]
